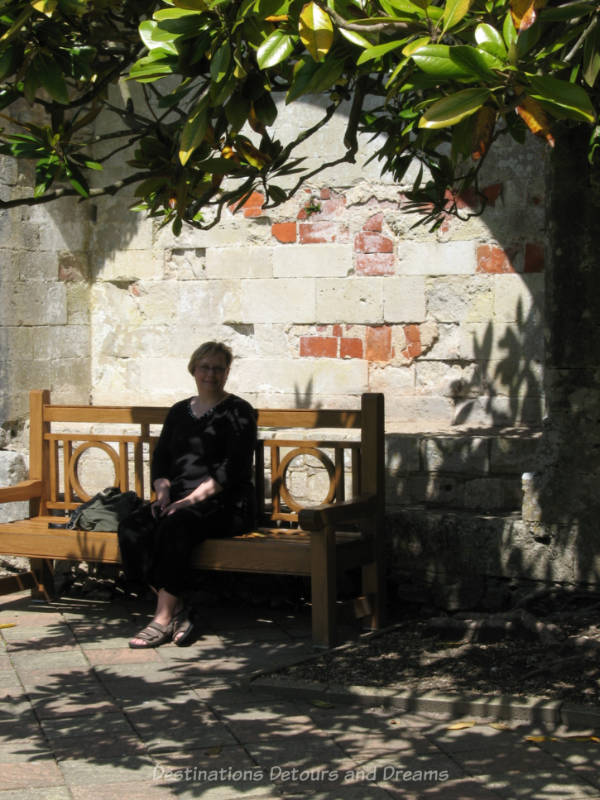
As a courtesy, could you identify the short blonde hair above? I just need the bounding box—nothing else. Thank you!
[187,341,233,375]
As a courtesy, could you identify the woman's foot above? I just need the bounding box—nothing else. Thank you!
[129,619,174,649]
[172,606,195,646]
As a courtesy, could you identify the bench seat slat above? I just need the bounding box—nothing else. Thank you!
[0,520,371,578]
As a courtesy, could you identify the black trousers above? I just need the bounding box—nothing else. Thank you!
[117,500,239,596]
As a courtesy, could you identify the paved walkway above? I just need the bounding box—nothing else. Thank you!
[1,590,600,800]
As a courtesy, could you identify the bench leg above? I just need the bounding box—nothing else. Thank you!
[361,522,386,632]
[310,526,336,648]
[29,559,55,602]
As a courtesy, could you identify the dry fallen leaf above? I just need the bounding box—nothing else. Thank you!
[447,720,477,730]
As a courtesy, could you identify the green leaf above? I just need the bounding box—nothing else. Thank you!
[256,29,295,68]
[418,87,490,129]
[253,91,278,126]
[450,45,503,81]
[139,20,179,54]
[357,39,407,65]
[474,23,507,60]
[225,91,251,130]
[210,41,231,82]
[527,75,596,123]
[154,7,205,19]
[179,96,210,164]
[441,0,472,34]
[37,56,69,105]
[129,51,177,82]
[583,25,600,88]
[298,1,333,62]
[411,44,475,80]
[338,27,371,49]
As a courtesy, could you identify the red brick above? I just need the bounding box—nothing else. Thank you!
[363,213,383,232]
[340,338,363,359]
[524,242,545,272]
[332,324,343,337]
[298,193,346,220]
[299,336,337,358]
[356,253,395,275]
[402,324,422,359]
[299,221,341,244]
[366,326,392,362]
[230,191,265,217]
[354,232,393,254]
[476,244,517,274]
[271,222,296,243]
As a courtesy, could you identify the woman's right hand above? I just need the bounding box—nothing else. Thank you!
[151,480,171,518]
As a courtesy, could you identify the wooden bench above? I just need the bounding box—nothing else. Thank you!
[0,390,385,647]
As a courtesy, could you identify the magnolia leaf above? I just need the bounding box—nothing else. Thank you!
[179,99,209,165]
[210,42,231,83]
[450,45,503,81]
[38,57,69,104]
[357,39,407,65]
[441,0,472,34]
[139,20,179,54]
[447,720,476,730]
[528,75,596,123]
[31,0,57,16]
[257,29,295,69]
[338,28,371,49]
[411,44,474,80]
[172,0,207,8]
[583,25,600,88]
[471,104,496,159]
[403,37,430,57]
[130,52,177,82]
[419,87,490,129]
[474,23,507,60]
[515,93,555,145]
[298,1,334,62]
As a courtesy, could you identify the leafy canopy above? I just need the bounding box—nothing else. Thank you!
[0,0,598,232]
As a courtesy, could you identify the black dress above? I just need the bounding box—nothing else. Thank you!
[118,394,257,595]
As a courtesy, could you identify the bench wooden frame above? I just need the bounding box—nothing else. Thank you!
[0,390,385,647]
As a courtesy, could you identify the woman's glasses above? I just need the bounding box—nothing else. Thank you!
[196,364,227,374]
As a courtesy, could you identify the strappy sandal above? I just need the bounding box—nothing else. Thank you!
[129,620,173,649]
[172,607,195,647]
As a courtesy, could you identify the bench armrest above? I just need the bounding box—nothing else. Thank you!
[298,495,377,531]
[0,480,43,504]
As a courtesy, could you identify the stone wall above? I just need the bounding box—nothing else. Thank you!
[1,97,549,584]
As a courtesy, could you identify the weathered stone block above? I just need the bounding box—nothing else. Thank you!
[383,277,426,322]
[274,244,351,278]
[423,436,489,473]
[206,246,274,279]
[0,450,28,523]
[316,278,382,324]
[397,241,475,275]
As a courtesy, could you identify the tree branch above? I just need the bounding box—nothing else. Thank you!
[0,172,147,210]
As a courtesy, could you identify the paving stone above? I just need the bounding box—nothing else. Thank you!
[0,761,65,790]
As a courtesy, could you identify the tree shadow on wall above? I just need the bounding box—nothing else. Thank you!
[452,297,544,429]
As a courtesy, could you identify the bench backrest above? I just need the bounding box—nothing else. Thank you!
[28,391,385,527]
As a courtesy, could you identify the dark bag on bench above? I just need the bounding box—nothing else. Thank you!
[67,487,144,531]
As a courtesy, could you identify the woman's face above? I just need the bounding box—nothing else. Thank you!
[193,352,230,395]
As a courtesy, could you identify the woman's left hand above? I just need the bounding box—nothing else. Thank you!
[162,478,222,516]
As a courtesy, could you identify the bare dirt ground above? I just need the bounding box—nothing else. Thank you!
[275,589,600,707]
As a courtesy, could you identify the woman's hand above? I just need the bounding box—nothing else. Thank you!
[151,479,172,518]
[162,477,222,516]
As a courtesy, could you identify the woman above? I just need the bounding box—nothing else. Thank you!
[118,341,257,648]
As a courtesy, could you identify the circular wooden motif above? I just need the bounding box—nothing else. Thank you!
[69,441,119,502]
[278,447,336,511]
